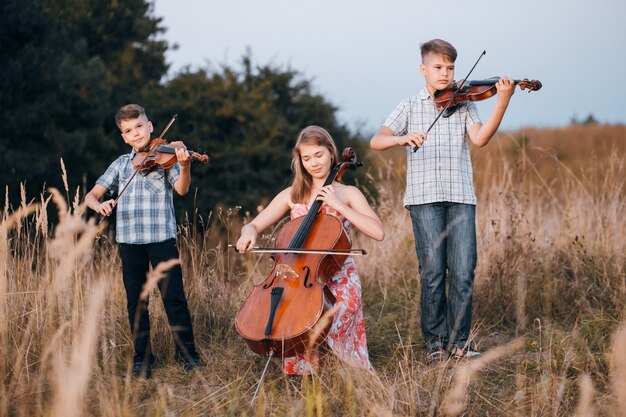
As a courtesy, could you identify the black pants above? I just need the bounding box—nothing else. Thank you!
[119,238,197,363]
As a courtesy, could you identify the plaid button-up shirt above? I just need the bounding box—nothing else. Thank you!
[384,87,482,207]
[97,152,180,244]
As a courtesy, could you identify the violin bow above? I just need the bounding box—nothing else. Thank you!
[113,114,178,206]
[228,244,367,256]
[413,50,486,152]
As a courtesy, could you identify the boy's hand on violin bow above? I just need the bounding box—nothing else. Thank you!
[397,132,426,148]
[97,199,116,217]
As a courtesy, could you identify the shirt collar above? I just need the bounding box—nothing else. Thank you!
[419,87,433,100]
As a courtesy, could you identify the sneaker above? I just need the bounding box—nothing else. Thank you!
[425,347,447,363]
[449,346,481,359]
[181,356,202,372]
[132,360,154,379]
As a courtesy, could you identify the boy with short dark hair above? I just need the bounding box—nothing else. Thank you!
[370,39,515,361]
[85,104,201,377]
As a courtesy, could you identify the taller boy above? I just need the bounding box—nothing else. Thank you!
[85,104,201,377]
[370,39,515,360]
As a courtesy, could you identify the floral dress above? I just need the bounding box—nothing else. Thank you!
[283,203,372,375]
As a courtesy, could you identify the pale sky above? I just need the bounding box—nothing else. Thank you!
[152,0,626,134]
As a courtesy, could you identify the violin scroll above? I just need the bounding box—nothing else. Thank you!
[517,78,542,92]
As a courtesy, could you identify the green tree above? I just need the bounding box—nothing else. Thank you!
[1,1,369,221]
[0,0,168,206]
[145,55,368,216]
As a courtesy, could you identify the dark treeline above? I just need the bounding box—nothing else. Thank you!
[1,0,368,221]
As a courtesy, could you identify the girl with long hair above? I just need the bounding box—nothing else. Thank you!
[236,125,384,374]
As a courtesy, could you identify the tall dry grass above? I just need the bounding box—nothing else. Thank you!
[1,124,624,416]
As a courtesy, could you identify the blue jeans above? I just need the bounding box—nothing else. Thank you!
[408,203,477,351]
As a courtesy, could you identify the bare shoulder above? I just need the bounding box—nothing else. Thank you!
[272,187,294,208]
[342,185,368,203]
[277,186,292,199]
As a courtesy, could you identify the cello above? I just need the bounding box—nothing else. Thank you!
[235,147,362,396]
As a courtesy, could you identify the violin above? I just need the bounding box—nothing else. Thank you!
[132,138,209,174]
[112,114,208,206]
[435,77,542,117]
[235,148,362,361]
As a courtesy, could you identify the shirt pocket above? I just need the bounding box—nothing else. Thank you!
[117,171,134,195]
[143,169,166,194]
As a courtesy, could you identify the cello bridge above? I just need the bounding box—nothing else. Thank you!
[275,264,298,281]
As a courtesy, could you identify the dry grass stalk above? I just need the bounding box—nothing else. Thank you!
[50,279,107,417]
[36,194,53,239]
[611,316,626,416]
[50,214,103,294]
[441,337,526,416]
[0,203,39,232]
[139,258,181,300]
[0,203,39,369]
[1,125,624,416]
[2,187,8,217]
[60,158,69,195]
[556,353,577,416]
[19,183,27,209]
[572,374,595,417]
[513,373,528,417]
[306,303,341,353]
[48,187,68,222]
[515,271,528,333]
[72,187,82,215]
[43,188,106,328]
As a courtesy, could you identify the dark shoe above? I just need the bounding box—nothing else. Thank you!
[181,356,202,372]
[132,360,153,378]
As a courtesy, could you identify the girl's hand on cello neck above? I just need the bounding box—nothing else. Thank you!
[315,184,345,212]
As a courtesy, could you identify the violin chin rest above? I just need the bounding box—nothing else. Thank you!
[442,105,459,118]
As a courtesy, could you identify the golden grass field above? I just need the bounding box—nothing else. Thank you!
[1,124,625,416]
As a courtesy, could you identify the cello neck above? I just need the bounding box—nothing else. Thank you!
[287,165,340,249]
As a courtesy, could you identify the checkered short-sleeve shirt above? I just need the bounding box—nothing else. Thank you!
[384,88,481,207]
[96,152,180,244]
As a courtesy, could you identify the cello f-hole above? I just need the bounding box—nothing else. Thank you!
[302,266,312,288]
[263,269,280,289]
